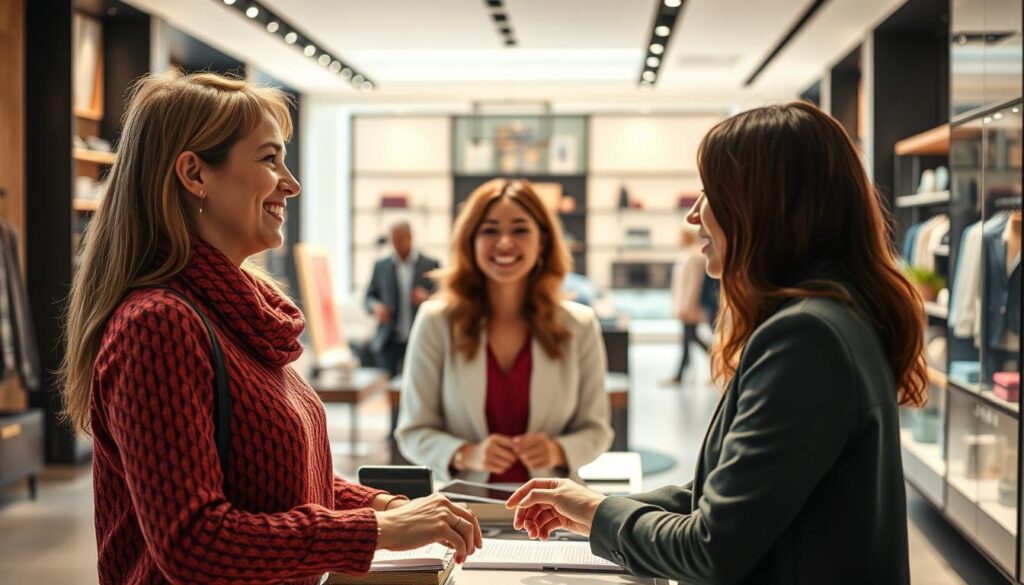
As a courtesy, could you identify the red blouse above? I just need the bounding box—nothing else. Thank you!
[485,338,532,484]
[91,237,384,585]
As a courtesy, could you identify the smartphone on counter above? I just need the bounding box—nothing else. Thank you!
[357,465,433,499]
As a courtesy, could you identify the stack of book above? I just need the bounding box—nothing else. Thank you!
[327,544,455,585]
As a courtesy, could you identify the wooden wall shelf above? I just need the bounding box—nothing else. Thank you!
[72,198,99,212]
[894,124,950,156]
[72,148,114,165]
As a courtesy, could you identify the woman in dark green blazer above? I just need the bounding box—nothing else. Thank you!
[507,101,928,585]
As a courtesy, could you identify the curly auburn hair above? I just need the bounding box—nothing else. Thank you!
[699,101,927,407]
[435,179,573,361]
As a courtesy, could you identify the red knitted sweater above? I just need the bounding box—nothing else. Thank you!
[90,237,384,584]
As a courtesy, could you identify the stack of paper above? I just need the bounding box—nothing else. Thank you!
[327,544,455,585]
[463,539,624,572]
[370,544,453,572]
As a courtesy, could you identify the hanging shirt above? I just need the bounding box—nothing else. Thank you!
[485,337,532,484]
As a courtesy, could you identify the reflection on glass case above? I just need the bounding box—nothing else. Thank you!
[453,115,586,176]
[947,390,1019,572]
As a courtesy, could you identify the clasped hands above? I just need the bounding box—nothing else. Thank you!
[455,433,565,473]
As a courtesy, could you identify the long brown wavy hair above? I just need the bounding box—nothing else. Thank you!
[437,179,572,360]
[699,101,927,406]
[60,72,293,434]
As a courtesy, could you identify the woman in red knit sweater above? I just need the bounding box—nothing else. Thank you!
[59,72,481,585]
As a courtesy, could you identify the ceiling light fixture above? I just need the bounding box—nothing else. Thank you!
[481,0,518,49]
[634,0,684,86]
[744,0,827,86]
[637,0,685,87]
[213,0,375,91]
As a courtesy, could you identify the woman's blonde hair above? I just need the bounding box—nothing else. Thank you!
[60,71,294,434]
[436,179,572,360]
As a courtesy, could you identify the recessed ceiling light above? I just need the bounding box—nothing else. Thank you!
[1013,107,1021,114]
[341,67,352,79]
[649,43,664,55]
[223,0,236,5]
[664,0,682,7]
[983,116,992,124]
[994,112,1004,119]
[352,74,365,85]
[318,54,331,66]
[284,32,297,44]
[267,21,279,33]
[642,71,656,81]
[245,6,258,18]
[329,61,341,73]
[646,56,660,67]
[655,25,670,37]
[360,81,373,93]
[639,81,653,91]
[304,44,316,57]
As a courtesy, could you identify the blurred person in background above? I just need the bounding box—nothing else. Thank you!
[365,220,440,376]
[396,179,613,484]
[664,225,710,385]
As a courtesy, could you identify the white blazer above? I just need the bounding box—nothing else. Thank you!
[395,298,614,483]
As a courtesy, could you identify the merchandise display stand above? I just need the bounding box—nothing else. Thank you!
[892,0,1022,577]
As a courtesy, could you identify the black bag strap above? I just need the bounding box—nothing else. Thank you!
[155,287,231,477]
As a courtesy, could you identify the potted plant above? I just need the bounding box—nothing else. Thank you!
[904,265,946,303]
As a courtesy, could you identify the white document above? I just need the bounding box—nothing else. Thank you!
[371,543,452,572]
[462,539,624,572]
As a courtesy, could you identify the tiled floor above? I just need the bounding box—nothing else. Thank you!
[0,340,1012,584]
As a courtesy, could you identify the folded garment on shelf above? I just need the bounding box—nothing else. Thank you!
[993,371,1020,392]
[994,384,1020,403]
[950,361,980,384]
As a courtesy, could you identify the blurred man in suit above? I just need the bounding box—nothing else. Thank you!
[365,221,440,375]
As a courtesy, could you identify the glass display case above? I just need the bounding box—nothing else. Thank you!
[452,115,587,176]
[978,104,1022,406]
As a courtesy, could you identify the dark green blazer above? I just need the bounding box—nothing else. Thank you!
[590,295,910,584]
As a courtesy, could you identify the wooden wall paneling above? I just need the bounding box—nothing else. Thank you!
[26,0,87,464]
[0,0,26,411]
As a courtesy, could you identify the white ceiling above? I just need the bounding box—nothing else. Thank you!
[124,0,907,108]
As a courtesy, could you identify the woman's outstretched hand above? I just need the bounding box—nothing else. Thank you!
[375,493,483,564]
[505,478,606,540]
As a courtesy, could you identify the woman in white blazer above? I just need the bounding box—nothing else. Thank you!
[396,179,614,484]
